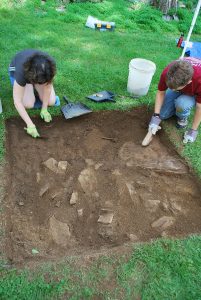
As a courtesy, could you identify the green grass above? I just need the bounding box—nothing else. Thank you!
[1,236,201,299]
[1,1,201,299]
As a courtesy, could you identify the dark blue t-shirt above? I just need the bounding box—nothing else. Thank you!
[9,49,55,87]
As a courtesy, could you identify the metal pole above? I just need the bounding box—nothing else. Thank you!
[180,0,201,58]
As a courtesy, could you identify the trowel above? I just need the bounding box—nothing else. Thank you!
[142,125,161,147]
[142,130,153,147]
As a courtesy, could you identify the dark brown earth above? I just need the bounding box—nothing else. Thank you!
[4,107,201,265]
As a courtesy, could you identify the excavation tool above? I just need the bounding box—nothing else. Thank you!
[142,130,153,147]
[61,96,92,119]
[87,91,115,103]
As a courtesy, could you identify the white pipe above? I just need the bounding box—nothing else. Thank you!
[181,0,201,58]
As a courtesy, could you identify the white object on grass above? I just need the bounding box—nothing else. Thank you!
[127,58,156,97]
[181,0,201,58]
[85,15,100,29]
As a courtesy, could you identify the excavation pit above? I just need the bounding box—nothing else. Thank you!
[4,108,201,264]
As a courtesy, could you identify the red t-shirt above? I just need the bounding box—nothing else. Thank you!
[158,57,201,103]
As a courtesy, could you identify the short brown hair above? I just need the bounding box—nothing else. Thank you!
[166,60,194,89]
[23,53,56,84]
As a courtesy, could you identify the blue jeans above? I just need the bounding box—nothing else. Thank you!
[160,89,195,120]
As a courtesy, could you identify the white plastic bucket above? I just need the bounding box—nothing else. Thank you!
[127,58,156,97]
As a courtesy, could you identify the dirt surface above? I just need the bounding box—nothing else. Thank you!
[4,107,201,265]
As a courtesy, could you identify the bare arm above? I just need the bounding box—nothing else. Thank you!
[41,83,52,109]
[154,90,166,114]
[192,103,201,130]
[13,81,34,127]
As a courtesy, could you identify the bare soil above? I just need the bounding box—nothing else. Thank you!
[4,107,201,265]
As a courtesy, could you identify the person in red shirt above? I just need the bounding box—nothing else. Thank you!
[149,57,201,143]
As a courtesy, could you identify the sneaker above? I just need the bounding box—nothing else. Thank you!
[54,95,60,107]
[176,117,188,129]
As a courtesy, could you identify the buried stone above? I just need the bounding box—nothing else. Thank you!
[98,209,114,224]
[49,215,71,247]
[78,168,97,194]
[39,183,49,197]
[43,157,58,173]
[151,216,175,230]
[70,191,78,205]
[43,158,69,174]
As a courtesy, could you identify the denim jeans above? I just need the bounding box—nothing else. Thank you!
[160,89,196,120]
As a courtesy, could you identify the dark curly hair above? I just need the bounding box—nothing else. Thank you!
[166,60,194,90]
[23,53,56,84]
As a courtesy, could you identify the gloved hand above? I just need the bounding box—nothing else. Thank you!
[149,115,162,135]
[24,125,40,138]
[40,108,52,123]
[183,129,198,144]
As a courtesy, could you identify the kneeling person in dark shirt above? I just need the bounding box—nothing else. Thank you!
[9,49,60,138]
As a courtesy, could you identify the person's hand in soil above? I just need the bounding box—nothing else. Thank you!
[24,125,40,138]
[149,114,161,135]
[40,108,52,122]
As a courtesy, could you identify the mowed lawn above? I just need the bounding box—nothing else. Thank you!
[0,1,201,299]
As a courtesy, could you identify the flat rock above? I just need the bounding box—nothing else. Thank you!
[39,183,49,197]
[43,158,58,173]
[170,202,182,214]
[151,216,175,230]
[78,168,97,194]
[70,191,78,205]
[98,209,114,224]
[57,161,69,174]
[49,216,71,247]
[119,142,188,174]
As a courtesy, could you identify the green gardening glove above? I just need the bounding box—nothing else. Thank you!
[24,125,40,138]
[40,108,52,123]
